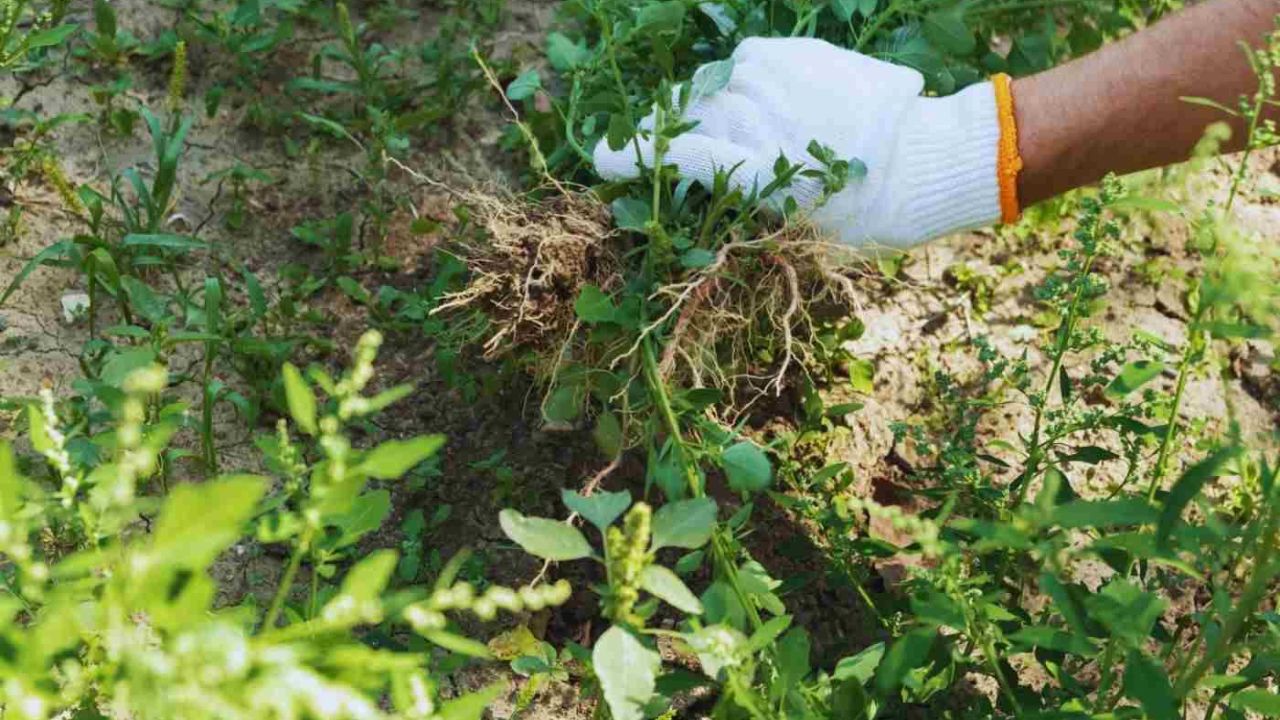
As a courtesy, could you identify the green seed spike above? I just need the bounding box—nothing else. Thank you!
[167,41,187,114]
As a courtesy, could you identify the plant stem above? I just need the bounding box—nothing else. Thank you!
[641,339,762,630]
[1146,307,1204,501]
[264,528,313,630]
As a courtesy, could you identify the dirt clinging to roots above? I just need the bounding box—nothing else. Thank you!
[432,189,621,359]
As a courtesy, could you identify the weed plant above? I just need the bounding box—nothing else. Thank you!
[2,0,1280,717]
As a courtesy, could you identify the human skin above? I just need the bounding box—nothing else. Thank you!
[1014,0,1280,206]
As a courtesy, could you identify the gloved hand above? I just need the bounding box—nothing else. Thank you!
[593,37,1017,249]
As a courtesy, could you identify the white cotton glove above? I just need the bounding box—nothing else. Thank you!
[593,37,1004,250]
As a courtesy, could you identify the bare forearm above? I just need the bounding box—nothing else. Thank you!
[1014,0,1280,206]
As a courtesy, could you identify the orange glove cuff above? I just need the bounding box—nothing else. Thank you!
[992,73,1023,224]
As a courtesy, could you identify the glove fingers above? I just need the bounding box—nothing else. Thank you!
[731,37,925,97]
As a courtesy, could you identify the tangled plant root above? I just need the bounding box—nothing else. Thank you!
[432,189,622,359]
[434,189,874,417]
[650,224,873,414]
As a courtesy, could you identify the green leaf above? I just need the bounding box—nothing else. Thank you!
[561,489,631,531]
[834,643,886,684]
[611,197,650,232]
[874,628,935,694]
[639,564,703,614]
[421,629,494,658]
[651,497,717,550]
[439,683,506,720]
[1007,626,1096,656]
[546,32,590,71]
[121,233,209,251]
[499,510,594,561]
[1,240,75,307]
[1156,446,1242,547]
[333,549,397,606]
[1050,499,1158,529]
[330,489,392,548]
[635,0,685,34]
[1060,446,1119,465]
[747,615,793,652]
[923,8,975,55]
[680,248,717,269]
[506,69,541,101]
[153,474,266,569]
[831,0,857,22]
[101,347,159,388]
[1231,690,1280,715]
[24,24,78,49]
[593,412,623,458]
[1104,359,1165,399]
[360,435,446,479]
[574,285,616,324]
[721,441,772,493]
[606,113,635,152]
[1085,579,1166,643]
[593,626,660,720]
[1123,648,1178,720]
[689,58,734,103]
[281,362,318,435]
[848,358,875,394]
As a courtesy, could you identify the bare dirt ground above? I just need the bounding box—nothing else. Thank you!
[2,0,1278,716]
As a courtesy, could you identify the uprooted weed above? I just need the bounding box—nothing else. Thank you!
[431,186,874,421]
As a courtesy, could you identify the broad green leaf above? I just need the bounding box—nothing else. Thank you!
[101,347,159,388]
[1050,499,1158,529]
[439,682,506,720]
[506,69,541,101]
[923,8,975,55]
[360,435,446,479]
[1104,360,1165,399]
[874,627,935,693]
[747,615,792,652]
[611,197,650,232]
[1156,446,1242,547]
[543,384,582,423]
[281,362,318,435]
[574,285,616,324]
[689,58,734,104]
[593,412,623,458]
[680,248,717,269]
[153,474,266,568]
[777,628,811,688]
[330,489,392,548]
[639,564,703,614]
[834,642,885,684]
[721,441,772,493]
[499,510,593,561]
[1007,625,1096,656]
[561,489,631,531]
[24,24,78,49]
[593,625,660,720]
[1123,648,1178,720]
[1085,579,1166,643]
[831,0,857,22]
[848,358,875,394]
[546,32,590,71]
[651,496,717,550]
[1231,689,1280,715]
[635,0,685,33]
[335,549,397,606]
[606,113,634,152]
